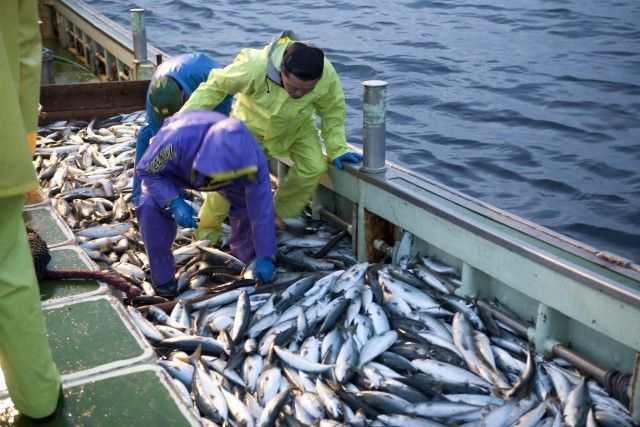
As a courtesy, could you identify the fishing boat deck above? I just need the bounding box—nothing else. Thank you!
[0,197,199,425]
[4,0,640,416]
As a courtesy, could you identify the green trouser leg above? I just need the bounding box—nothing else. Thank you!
[195,191,230,242]
[0,195,60,418]
[273,133,328,219]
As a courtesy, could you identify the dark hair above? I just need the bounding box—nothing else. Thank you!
[281,42,324,81]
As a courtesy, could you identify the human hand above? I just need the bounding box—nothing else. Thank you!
[169,197,198,228]
[332,152,363,170]
[255,257,275,283]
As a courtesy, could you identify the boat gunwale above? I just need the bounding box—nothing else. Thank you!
[345,163,640,309]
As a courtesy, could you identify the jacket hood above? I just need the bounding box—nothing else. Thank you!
[265,30,298,86]
[192,117,259,177]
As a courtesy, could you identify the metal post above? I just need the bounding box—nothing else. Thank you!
[632,354,639,422]
[105,50,115,80]
[116,59,126,81]
[129,8,148,62]
[58,16,70,48]
[529,303,562,355]
[361,80,388,173]
[456,262,482,298]
[81,31,90,62]
[41,48,55,85]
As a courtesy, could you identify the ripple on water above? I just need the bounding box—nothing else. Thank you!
[575,160,635,180]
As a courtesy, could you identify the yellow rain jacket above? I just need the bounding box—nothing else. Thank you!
[183,31,349,225]
[0,0,61,419]
[0,0,40,197]
[182,30,349,161]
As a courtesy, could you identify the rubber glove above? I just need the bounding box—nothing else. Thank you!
[169,198,198,228]
[255,257,275,283]
[332,152,363,170]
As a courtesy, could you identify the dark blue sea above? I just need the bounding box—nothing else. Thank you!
[86,0,640,263]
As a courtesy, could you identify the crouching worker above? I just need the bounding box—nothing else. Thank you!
[131,52,234,205]
[135,111,277,297]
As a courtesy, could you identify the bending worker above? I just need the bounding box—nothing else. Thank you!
[0,0,61,419]
[132,52,234,204]
[181,30,363,239]
[135,111,277,297]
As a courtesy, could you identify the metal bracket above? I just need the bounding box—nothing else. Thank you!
[373,229,413,265]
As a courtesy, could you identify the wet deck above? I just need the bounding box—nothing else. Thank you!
[0,195,198,425]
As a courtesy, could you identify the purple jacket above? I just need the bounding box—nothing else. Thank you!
[136,111,276,259]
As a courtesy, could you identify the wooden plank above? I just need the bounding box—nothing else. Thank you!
[39,80,148,124]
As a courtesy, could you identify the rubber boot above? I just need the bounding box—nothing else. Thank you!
[155,279,177,298]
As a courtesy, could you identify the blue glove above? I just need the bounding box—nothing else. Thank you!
[169,197,198,228]
[255,257,275,283]
[332,152,363,170]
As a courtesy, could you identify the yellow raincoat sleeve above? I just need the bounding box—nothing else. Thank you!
[313,60,348,161]
[181,48,259,112]
[19,0,41,134]
[0,0,40,197]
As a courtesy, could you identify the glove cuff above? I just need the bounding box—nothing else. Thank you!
[168,197,180,209]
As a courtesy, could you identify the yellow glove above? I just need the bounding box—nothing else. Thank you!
[27,131,37,154]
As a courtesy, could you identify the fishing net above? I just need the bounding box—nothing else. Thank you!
[26,227,142,300]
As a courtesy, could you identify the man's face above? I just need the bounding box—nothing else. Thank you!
[281,72,318,99]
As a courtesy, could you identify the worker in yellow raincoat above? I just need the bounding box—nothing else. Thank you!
[0,0,62,419]
[181,30,362,241]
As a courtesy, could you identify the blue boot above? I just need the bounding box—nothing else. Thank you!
[155,279,177,298]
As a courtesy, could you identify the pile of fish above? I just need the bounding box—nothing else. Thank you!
[34,116,636,426]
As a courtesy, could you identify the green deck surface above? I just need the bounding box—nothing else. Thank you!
[0,369,194,426]
[40,247,102,301]
[23,207,74,248]
[44,299,144,375]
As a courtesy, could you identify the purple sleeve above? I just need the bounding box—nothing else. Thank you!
[245,155,277,259]
[141,173,181,208]
[135,138,183,208]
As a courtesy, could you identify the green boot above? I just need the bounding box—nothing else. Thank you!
[193,226,222,244]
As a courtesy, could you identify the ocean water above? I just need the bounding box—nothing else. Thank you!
[86,0,640,263]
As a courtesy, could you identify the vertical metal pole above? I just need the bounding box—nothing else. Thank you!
[130,8,148,62]
[40,48,55,85]
[361,80,388,174]
[116,59,125,81]
[90,41,100,74]
[530,303,562,355]
[632,354,640,422]
[456,262,482,298]
[58,16,70,48]
[105,50,115,80]
[81,31,90,61]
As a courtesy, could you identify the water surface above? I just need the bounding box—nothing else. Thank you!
[87,0,640,262]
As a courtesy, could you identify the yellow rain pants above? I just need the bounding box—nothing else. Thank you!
[0,197,61,418]
[0,0,62,418]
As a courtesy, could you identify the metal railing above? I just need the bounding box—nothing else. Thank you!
[39,0,164,81]
[320,78,640,420]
